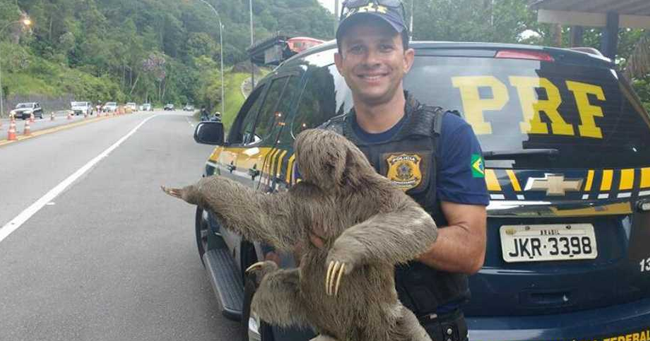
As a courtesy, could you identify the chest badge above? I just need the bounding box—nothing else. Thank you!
[386,154,422,191]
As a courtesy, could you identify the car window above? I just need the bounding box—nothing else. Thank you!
[230,84,266,145]
[405,55,650,169]
[250,77,290,144]
[289,64,352,139]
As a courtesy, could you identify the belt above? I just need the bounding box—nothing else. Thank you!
[418,310,468,341]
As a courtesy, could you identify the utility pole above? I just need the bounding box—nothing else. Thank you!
[249,0,255,89]
[334,0,339,34]
[409,0,414,38]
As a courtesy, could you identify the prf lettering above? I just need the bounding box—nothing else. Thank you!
[603,329,650,341]
[451,76,606,139]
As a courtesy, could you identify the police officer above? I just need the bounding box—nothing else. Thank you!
[303,1,489,340]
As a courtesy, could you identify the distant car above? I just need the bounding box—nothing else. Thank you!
[102,102,118,112]
[141,103,153,111]
[126,102,137,112]
[183,104,195,111]
[163,104,175,111]
[71,101,93,116]
[10,102,43,120]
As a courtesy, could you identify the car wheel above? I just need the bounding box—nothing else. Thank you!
[195,206,210,265]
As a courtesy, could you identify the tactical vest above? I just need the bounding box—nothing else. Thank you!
[320,96,469,316]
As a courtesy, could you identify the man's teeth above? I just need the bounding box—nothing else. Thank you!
[361,75,384,80]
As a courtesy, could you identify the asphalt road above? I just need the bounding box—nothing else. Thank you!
[0,110,241,341]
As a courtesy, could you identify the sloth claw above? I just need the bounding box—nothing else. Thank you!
[325,261,346,296]
[246,261,267,273]
[161,186,183,199]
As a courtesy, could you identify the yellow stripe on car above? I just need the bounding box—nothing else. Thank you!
[601,169,613,191]
[276,150,288,177]
[286,154,296,183]
[584,170,595,191]
[485,169,501,191]
[619,169,635,191]
[506,170,522,192]
[642,167,650,189]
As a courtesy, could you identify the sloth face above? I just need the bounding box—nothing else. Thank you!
[294,129,372,190]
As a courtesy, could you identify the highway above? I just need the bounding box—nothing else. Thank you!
[0,110,241,341]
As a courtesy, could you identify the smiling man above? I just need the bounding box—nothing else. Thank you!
[314,1,490,340]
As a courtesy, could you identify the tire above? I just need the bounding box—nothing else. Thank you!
[242,274,258,341]
[195,206,210,265]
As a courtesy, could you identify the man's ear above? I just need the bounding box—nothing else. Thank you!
[403,48,415,74]
[334,52,344,74]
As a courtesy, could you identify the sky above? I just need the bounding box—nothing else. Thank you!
[317,0,336,14]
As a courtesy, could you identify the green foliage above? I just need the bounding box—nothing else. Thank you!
[1,0,334,106]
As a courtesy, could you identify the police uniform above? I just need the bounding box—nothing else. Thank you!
[319,92,489,341]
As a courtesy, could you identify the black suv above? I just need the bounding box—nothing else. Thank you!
[191,41,650,341]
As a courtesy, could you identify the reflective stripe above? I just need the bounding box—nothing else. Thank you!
[286,154,296,183]
[600,169,613,191]
[584,170,595,191]
[642,167,650,189]
[485,169,501,191]
[506,170,522,192]
[275,150,288,177]
[619,169,635,191]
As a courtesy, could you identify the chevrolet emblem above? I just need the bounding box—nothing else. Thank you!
[524,174,583,196]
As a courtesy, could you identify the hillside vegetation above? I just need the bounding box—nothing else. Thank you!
[0,0,334,115]
[1,0,648,119]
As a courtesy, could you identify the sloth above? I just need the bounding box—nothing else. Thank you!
[162,129,438,341]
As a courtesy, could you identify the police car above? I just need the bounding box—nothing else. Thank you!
[191,40,650,341]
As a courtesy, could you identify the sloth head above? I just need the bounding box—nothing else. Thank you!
[295,129,375,191]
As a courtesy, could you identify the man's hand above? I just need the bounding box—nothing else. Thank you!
[417,201,486,274]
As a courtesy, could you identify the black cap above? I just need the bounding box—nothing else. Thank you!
[336,3,408,42]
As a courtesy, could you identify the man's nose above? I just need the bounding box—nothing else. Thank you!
[363,48,382,66]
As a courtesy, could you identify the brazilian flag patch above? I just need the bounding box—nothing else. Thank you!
[471,154,485,178]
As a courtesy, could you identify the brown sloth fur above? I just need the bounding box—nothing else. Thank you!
[162,129,438,341]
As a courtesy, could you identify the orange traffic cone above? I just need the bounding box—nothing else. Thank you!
[7,120,16,140]
[30,113,35,123]
[67,112,72,120]
[84,111,88,119]
[23,120,31,136]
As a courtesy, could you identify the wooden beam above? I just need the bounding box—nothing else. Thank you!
[538,9,650,29]
[570,26,584,47]
[601,12,619,60]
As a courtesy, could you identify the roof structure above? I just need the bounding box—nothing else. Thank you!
[531,0,650,59]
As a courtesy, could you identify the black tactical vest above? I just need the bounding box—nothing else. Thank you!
[320,95,470,316]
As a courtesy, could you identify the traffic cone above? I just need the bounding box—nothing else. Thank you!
[50,112,55,121]
[30,113,35,123]
[67,112,72,120]
[23,120,31,136]
[84,111,88,119]
[7,120,16,141]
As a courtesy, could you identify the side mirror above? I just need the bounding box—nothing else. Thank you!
[194,121,225,145]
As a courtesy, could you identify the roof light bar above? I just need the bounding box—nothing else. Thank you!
[496,50,555,62]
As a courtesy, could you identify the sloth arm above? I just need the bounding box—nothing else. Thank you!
[182,176,311,251]
[329,204,438,266]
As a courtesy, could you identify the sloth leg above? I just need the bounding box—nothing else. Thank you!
[395,306,432,341]
[251,268,311,329]
[162,176,303,250]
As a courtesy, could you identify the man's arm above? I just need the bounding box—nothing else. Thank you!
[416,201,486,274]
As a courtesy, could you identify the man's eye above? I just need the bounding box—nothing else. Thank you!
[380,45,394,52]
[349,46,363,54]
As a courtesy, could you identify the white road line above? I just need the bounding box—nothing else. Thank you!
[0,115,159,244]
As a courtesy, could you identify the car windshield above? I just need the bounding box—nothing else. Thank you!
[71,102,87,106]
[106,102,117,106]
[405,55,650,169]
[16,103,34,108]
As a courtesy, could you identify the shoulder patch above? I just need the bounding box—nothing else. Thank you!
[471,154,485,178]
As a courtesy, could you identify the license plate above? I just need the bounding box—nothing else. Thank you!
[500,224,598,263]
